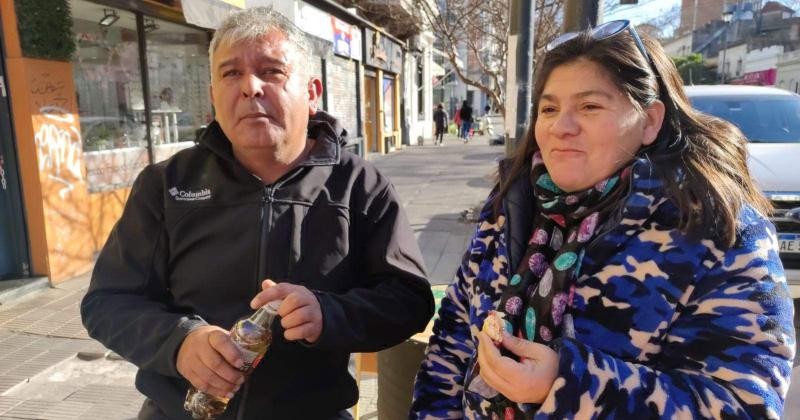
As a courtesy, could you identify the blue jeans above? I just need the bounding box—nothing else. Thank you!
[460,121,472,139]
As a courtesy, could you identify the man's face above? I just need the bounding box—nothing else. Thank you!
[210,31,319,155]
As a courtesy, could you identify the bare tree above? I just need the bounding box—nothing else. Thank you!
[332,0,565,112]
[533,0,566,66]
[415,0,509,113]
[636,4,681,40]
[416,0,564,114]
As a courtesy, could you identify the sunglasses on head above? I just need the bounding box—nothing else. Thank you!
[545,20,651,67]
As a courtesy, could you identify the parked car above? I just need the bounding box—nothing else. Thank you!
[685,85,800,298]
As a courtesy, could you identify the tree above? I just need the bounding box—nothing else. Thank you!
[333,0,565,113]
[672,54,717,85]
[636,4,681,40]
[533,0,567,65]
[415,0,564,114]
[415,0,509,114]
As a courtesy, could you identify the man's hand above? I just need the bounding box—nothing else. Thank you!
[476,331,559,404]
[176,326,245,399]
[250,280,323,343]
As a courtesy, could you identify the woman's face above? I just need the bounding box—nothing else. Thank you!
[534,59,662,192]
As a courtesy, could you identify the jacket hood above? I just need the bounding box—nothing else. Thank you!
[308,110,348,146]
[197,110,347,167]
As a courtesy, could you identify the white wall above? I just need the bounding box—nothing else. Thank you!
[405,32,435,145]
[662,33,693,57]
[745,45,784,73]
[777,49,800,93]
[717,43,748,79]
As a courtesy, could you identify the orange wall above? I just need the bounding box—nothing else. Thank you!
[3,2,130,283]
[6,58,131,283]
[10,59,95,281]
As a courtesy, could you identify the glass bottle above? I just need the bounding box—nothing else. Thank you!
[183,300,281,420]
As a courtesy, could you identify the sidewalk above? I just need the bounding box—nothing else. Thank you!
[0,133,502,419]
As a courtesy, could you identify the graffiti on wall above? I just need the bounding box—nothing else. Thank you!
[0,154,6,191]
[30,72,83,198]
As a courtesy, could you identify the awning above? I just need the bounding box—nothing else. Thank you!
[182,0,244,30]
[741,68,778,86]
[431,60,446,78]
[182,0,296,30]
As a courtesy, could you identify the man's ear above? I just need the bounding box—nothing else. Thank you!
[642,100,666,147]
[307,77,323,115]
[209,84,214,105]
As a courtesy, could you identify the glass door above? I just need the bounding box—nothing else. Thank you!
[0,20,30,280]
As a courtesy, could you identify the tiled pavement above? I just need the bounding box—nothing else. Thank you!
[0,134,501,419]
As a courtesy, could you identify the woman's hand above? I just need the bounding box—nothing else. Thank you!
[476,331,559,404]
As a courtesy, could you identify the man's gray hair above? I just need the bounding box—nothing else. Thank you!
[209,7,310,73]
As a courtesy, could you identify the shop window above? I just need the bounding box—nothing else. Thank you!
[383,76,395,132]
[72,1,147,192]
[145,17,212,162]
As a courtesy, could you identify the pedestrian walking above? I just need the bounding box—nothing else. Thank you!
[433,103,448,146]
[81,7,433,420]
[458,100,473,143]
[411,19,793,419]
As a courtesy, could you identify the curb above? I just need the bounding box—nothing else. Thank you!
[0,277,49,306]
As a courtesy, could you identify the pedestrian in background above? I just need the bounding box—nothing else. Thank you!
[433,103,448,146]
[81,7,433,420]
[411,19,793,419]
[459,100,473,143]
[453,104,462,137]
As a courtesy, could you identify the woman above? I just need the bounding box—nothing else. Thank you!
[411,20,794,419]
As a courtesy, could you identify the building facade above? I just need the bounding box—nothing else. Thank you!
[0,0,414,285]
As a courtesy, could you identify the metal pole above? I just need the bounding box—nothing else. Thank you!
[563,0,602,32]
[721,27,728,84]
[506,0,535,155]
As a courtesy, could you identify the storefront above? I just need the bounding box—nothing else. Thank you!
[740,68,778,85]
[1,0,212,283]
[295,2,364,156]
[364,28,403,155]
[71,0,212,192]
[0,0,384,284]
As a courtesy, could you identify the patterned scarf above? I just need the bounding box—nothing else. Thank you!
[468,151,631,419]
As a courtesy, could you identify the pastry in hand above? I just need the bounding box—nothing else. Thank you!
[482,311,505,345]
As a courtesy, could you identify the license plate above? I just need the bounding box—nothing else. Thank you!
[779,233,800,253]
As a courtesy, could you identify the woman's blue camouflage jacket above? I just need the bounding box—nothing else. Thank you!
[411,158,795,419]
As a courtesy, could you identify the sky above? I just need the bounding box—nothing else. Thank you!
[603,0,800,38]
[604,0,682,37]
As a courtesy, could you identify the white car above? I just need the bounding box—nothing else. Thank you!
[686,85,800,298]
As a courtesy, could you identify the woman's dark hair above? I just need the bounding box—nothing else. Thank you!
[494,30,771,247]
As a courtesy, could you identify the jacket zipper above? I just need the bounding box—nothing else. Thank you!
[238,168,305,419]
[256,185,272,284]
[237,185,273,420]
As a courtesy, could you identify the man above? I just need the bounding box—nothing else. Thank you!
[433,103,448,146]
[81,7,433,420]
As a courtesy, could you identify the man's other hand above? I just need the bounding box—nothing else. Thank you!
[177,326,245,399]
[250,280,323,343]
